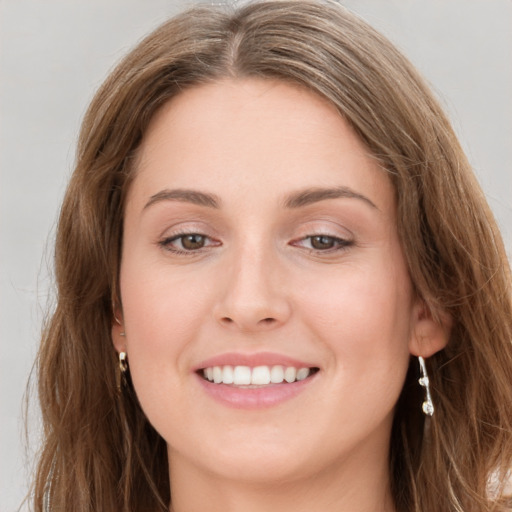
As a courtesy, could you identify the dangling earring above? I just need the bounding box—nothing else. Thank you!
[117,351,128,393]
[418,356,434,416]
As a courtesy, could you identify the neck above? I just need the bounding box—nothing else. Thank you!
[167,444,396,512]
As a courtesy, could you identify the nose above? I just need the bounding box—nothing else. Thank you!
[213,245,292,332]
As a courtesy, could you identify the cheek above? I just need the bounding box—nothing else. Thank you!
[298,257,413,379]
[305,262,411,331]
[118,264,210,435]
[118,260,214,388]
[121,258,211,335]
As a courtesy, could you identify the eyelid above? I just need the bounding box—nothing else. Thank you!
[157,228,222,256]
[290,218,353,240]
[288,218,355,253]
[290,233,353,250]
[164,232,216,244]
[157,219,216,237]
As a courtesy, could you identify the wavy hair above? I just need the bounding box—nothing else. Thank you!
[32,1,512,511]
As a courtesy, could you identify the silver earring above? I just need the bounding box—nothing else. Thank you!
[119,352,128,373]
[418,356,434,416]
[117,352,128,393]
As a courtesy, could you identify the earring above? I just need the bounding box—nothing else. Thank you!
[117,352,128,393]
[119,352,128,372]
[418,356,434,416]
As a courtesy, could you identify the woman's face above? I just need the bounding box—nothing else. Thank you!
[115,79,441,485]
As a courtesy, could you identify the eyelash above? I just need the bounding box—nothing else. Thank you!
[158,232,219,255]
[292,234,353,253]
[158,232,353,256]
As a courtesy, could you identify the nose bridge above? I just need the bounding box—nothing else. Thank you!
[215,236,291,330]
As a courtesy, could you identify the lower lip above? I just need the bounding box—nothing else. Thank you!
[195,373,318,409]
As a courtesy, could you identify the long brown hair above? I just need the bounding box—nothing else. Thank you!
[32,1,512,510]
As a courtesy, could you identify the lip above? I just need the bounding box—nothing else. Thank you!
[193,352,320,409]
[193,351,318,371]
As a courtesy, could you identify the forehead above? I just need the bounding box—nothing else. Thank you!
[128,78,394,215]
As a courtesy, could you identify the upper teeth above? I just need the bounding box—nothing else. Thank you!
[202,365,312,385]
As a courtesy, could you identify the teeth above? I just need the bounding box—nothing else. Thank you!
[213,366,222,384]
[284,367,296,383]
[270,365,285,383]
[222,365,234,384]
[202,365,312,385]
[251,366,271,385]
[296,367,310,381]
[233,365,251,385]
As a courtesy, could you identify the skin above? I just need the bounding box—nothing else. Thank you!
[113,78,448,512]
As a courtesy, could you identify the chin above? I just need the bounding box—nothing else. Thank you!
[168,428,320,485]
[205,451,314,485]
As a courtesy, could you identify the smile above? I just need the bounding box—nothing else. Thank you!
[200,365,319,386]
[194,353,320,408]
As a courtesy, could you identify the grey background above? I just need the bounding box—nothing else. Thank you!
[1,1,511,510]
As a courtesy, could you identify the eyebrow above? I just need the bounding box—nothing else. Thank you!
[284,186,378,210]
[144,189,221,210]
[143,185,378,212]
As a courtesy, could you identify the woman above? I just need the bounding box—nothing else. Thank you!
[33,1,512,511]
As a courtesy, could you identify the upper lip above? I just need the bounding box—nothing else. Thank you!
[193,352,319,371]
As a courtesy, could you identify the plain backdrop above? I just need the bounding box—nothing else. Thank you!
[1,1,511,510]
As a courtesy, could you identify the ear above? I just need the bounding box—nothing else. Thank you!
[409,299,451,358]
[111,306,126,354]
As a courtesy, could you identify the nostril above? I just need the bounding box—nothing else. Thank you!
[217,313,282,330]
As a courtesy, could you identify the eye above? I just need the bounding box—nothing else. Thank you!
[309,235,339,250]
[178,234,207,250]
[159,233,218,253]
[292,234,352,252]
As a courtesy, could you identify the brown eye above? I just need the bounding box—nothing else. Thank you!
[158,233,222,256]
[160,233,214,253]
[290,234,352,253]
[180,234,206,250]
[310,235,337,250]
